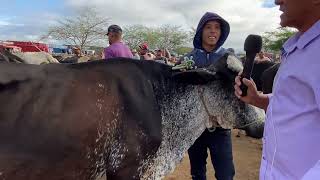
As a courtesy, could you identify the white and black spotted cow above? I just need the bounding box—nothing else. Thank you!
[0,54,264,180]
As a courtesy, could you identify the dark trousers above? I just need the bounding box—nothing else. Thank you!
[188,128,235,180]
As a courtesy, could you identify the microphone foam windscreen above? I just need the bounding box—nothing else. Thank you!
[244,34,262,53]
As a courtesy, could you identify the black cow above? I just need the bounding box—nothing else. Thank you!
[261,63,280,94]
[251,61,276,91]
[0,55,264,180]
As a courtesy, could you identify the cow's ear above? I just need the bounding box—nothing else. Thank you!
[207,54,243,82]
[172,68,218,85]
[225,55,243,73]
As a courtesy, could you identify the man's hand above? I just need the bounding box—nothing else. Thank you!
[234,75,259,105]
[234,74,270,111]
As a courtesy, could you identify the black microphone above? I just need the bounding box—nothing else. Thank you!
[240,34,262,96]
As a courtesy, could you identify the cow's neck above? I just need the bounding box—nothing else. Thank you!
[140,83,209,179]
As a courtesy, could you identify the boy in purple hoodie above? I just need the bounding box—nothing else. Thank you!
[186,12,235,180]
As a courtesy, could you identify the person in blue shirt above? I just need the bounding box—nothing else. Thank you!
[185,12,235,180]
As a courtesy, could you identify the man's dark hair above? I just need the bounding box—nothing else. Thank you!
[107,25,122,35]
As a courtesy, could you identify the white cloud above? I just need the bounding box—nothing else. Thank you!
[0,20,10,26]
[0,13,61,42]
[0,17,24,27]
[64,0,282,52]
[1,0,282,52]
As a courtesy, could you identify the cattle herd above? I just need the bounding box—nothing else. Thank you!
[0,50,279,180]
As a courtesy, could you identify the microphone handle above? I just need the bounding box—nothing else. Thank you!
[240,52,256,96]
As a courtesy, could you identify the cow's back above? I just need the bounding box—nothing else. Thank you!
[0,60,170,179]
[0,62,99,179]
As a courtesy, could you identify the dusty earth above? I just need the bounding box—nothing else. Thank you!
[164,130,262,180]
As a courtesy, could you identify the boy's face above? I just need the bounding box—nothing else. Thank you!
[202,20,221,47]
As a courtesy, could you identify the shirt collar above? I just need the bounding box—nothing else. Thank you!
[283,19,320,54]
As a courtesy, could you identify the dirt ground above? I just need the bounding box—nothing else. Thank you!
[164,130,262,180]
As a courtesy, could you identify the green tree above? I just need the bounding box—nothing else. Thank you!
[45,8,109,50]
[123,24,191,52]
[123,25,151,50]
[156,24,190,51]
[175,46,193,55]
[263,28,297,52]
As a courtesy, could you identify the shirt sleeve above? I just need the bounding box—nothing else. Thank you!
[314,84,320,110]
[266,93,273,100]
[311,68,320,109]
[309,66,320,110]
[302,160,320,180]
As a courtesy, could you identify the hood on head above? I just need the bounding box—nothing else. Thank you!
[193,12,230,51]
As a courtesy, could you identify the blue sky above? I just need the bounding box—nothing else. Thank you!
[1,0,275,20]
[1,0,65,15]
[0,0,67,28]
[0,0,280,51]
[0,0,71,42]
[262,0,276,8]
